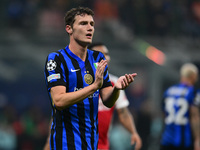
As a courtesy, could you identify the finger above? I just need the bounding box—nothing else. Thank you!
[98,60,107,70]
[121,80,126,89]
[100,64,107,75]
[132,73,137,77]
[136,139,142,149]
[97,60,107,73]
[99,59,107,66]
[127,74,133,83]
[124,74,129,86]
[128,73,137,83]
[125,74,133,85]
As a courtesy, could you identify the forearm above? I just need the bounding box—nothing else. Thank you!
[102,86,120,108]
[191,120,200,141]
[190,106,200,143]
[43,135,50,150]
[191,117,200,150]
[118,108,137,134]
[43,118,52,150]
[51,84,98,110]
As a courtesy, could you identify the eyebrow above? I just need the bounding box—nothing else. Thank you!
[78,20,94,24]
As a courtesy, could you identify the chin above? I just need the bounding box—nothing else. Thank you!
[78,40,92,47]
[86,39,92,43]
[84,40,92,45]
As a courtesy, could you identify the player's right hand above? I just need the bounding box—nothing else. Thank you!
[94,60,107,89]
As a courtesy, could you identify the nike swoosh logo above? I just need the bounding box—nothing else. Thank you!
[71,68,80,72]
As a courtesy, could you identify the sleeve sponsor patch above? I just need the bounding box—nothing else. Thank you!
[47,74,61,82]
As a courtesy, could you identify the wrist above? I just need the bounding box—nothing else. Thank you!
[91,82,99,91]
[113,85,120,92]
[131,129,138,135]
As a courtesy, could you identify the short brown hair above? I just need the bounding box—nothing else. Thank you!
[64,7,94,27]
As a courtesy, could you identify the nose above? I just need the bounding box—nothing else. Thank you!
[87,23,94,31]
[87,25,93,31]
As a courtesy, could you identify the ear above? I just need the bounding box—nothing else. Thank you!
[65,25,73,35]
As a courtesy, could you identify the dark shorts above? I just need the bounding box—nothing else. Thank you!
[160,145,193,150]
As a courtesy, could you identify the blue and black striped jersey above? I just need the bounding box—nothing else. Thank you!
[44,45,112,150]
[160,83,197,148]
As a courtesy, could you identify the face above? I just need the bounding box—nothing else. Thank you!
[66,14,95,46]
[92,45,111,64]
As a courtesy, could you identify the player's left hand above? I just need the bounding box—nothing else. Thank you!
[115,73,137,90]
[131,133,142,150]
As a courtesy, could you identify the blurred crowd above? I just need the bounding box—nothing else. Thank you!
[1,0,200,37]
[0,96,49,150]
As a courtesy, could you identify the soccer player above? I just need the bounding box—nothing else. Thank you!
[44,7,137,150]
[160,63,200,150]
[88,43,142,150]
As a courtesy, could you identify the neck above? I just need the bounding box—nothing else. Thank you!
[69,40,87,61]
[180,78,193,86]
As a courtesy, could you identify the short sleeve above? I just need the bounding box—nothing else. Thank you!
[44,52,66,91]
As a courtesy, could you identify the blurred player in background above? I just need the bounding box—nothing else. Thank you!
[160,63,200,150]
[88,42,142,150]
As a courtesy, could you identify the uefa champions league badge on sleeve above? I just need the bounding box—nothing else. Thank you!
[47,60,57,71]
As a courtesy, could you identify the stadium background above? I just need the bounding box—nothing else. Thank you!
[0,0,200,149]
